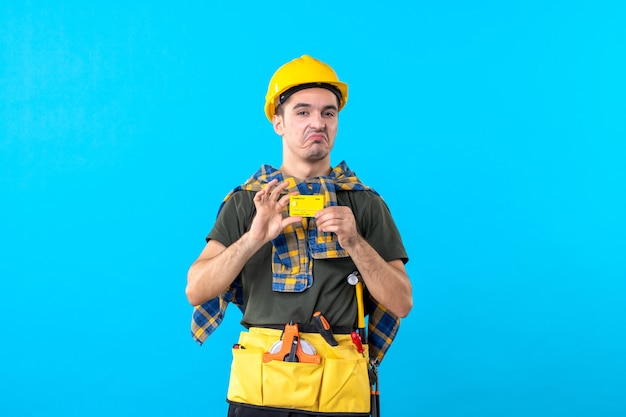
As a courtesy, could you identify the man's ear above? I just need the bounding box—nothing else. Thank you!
[272,114,284,136]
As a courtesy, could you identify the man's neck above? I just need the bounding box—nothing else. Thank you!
[279,159,332,179]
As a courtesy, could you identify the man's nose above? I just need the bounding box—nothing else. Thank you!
[310,113,326,129]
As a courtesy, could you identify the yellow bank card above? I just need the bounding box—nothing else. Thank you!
[289,195,325,217]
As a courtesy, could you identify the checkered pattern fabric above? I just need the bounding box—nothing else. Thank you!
[191,161,401,363]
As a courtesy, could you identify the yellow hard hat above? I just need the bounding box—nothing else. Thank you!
[264,55,348,122]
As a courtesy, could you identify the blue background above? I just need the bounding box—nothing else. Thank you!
[1,1,625,416]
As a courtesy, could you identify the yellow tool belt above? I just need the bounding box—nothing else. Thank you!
[227,327,370,414]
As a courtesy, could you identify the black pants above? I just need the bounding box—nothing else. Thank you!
[227,402,369,417]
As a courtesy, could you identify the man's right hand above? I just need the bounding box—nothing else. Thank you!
[186,180,302,306]
[249,179,302,244]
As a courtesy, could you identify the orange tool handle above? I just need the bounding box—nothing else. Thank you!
[262,323,321,364]
[313,311,331,330]
[313,311,338,346]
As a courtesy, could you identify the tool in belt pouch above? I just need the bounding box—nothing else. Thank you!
[349,270,381,417]
[226,273,375,414]
[263,322,321,364]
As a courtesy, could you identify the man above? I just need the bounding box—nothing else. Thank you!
[187,55,412,417]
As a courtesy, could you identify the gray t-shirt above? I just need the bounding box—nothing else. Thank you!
[207,189,408,330]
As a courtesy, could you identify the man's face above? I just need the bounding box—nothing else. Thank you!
[273,88,339,165]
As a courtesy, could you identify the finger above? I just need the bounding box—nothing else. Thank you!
[269,180,291,201]
[264,179,279,195]
[283,216,303,229]
[255,179,278,200]
[277,193,292,207]
[261,181,289,204]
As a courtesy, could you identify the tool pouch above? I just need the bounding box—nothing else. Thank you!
[227,327,370,414]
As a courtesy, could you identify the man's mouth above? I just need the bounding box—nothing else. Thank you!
[307,133,326,141]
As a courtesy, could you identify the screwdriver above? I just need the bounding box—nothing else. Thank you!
[313,311,338,346]
[351,331,364,354]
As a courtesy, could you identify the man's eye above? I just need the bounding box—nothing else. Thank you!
[297,110,308,116]
[324,111,336,117]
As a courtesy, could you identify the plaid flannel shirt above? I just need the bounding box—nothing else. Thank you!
[191,161,401,364]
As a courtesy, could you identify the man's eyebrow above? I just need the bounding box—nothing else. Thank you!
[292,102,312,109]
[292,102,339,111]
